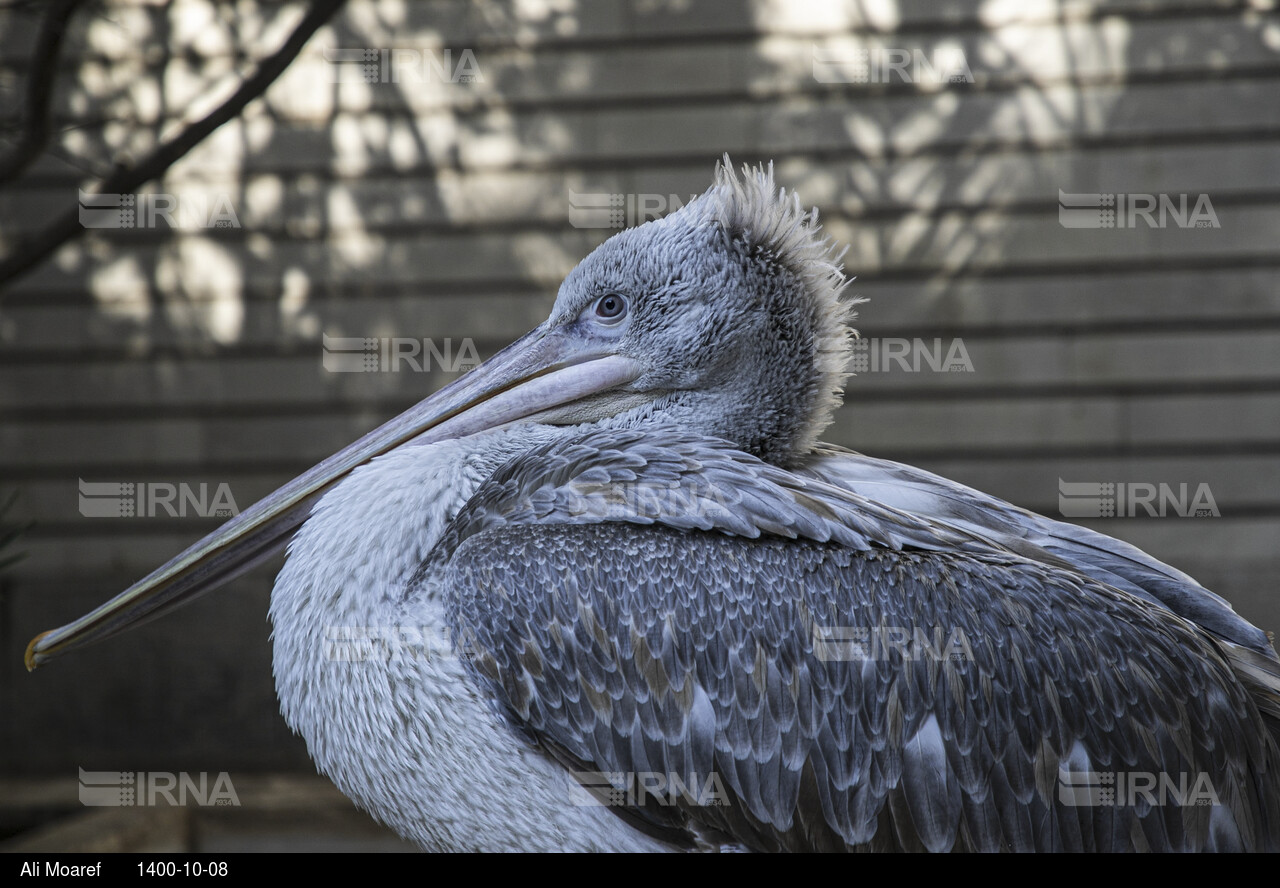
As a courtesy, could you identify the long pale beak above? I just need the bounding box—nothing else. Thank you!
[26,327,643,670]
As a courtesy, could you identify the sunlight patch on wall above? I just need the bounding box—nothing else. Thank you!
[752,0,899,31]
[89,255,151,325]
[279,267,320,340]
[153,239,246,345]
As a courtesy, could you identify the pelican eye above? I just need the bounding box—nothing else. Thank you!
[593,294,628,323]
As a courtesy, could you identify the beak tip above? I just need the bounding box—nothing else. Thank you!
[25,631,51,672]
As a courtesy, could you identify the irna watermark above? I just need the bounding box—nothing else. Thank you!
[322,47,482,84]
[78,767,240,807]
[1058,190,1219,229]
[323,625,474,663]
[322,334,480,373]
[812,45,973,85]
[564,477,748,528]
[1058,768,1219,808]
[78,480,239,519]
[849,338,973,373]
[78,191,240,230]
[568,191,699,229]
[812,625,973,662]
[571,771,730,808]
[1058,480,1220,518]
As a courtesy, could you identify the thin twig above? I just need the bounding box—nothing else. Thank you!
[0,0,87,187]
[0,0,348,292]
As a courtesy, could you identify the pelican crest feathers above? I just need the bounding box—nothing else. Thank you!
[689,156,860,453]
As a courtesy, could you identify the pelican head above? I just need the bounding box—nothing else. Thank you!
[26,157,853,668]
[545,160,856,465]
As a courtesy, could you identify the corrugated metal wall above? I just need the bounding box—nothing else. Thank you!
[2,0,1278,780]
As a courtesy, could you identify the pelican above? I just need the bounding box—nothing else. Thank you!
[27,159,1280,851]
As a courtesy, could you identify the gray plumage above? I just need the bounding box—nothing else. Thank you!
[421,429,1280,851]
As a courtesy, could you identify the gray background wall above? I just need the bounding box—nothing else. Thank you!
[1,0,1277,827]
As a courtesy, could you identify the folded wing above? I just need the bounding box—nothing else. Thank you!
[412,430,1280,851]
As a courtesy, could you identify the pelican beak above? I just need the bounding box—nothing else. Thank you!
[25,327,643,670]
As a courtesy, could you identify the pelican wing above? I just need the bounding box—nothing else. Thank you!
[800,445,1275,657]
[799,446,1280,734]
[420,431,1280,851]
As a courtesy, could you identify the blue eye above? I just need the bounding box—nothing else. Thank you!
[593,294,628,323]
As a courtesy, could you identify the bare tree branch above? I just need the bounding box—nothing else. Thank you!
[0,0,348,292]
[0,0,87,186]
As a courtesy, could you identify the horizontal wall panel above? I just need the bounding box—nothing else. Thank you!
[6,140,1279,238]
[5,331,1280,411]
